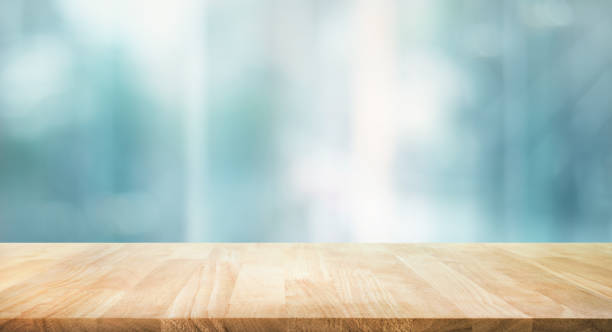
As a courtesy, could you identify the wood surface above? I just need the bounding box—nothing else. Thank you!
[0,243,610,331]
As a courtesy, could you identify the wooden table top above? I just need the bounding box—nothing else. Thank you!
[0,243,610,331]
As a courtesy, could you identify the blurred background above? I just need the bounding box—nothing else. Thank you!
[0,0,611,242]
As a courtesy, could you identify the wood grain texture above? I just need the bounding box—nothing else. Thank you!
[0,243,610,331]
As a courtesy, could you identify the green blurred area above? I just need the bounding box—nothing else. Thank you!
[0,0,611,242]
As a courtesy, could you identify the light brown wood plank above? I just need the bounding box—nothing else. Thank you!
[0,243,610,331]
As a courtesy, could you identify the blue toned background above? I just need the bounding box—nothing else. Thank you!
[0,0,611,242]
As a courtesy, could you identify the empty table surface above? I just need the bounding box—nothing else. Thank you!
[0,243,611,331]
